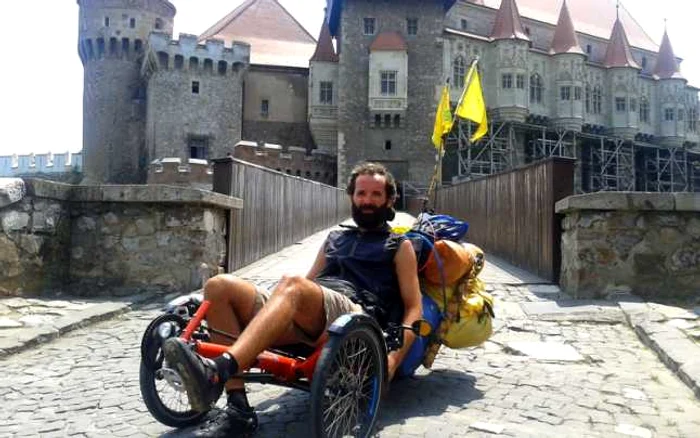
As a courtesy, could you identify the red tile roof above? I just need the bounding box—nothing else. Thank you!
[199,0,316,68]
[370,32,408,51]
[653,30,684,80]
[310,22,338,62]
[473,0,658,52]
[490,0,530,41]
[550,0,584,55]
[603,17,640,69]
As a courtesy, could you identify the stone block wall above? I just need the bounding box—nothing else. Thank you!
[556,192,700,299]
[0,178,242,297]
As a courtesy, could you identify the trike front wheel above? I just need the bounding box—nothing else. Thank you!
[310,324,386,438]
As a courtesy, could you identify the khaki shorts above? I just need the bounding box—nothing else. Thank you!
[253,283,363,344]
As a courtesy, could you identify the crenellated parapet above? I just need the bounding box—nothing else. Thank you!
[147,157,213,190]
[144,33,250,77]
[0,152,83,178]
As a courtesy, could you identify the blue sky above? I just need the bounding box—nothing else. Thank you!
[0,0,697,156]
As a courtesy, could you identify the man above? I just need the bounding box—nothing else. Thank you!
[163,162,422,435]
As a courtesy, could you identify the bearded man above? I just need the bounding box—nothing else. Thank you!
[163,162,422,436]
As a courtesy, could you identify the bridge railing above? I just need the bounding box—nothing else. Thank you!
[213,158,350,272]
[436,157,575,282]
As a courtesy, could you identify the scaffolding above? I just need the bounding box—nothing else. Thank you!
[448,117,699,193]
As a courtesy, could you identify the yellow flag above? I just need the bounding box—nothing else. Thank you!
[431,85,453,149]
[455,65,488,142]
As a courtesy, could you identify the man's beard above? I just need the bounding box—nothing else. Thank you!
[351,203,394,229]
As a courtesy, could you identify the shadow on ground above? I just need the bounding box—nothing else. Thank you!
[157,369,482,437]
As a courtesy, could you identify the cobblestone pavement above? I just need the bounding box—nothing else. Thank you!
[2,220,700,437]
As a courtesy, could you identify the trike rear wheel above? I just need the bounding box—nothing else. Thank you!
[139,313,208,428]
[310,324,385,438]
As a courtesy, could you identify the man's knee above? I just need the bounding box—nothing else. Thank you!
[272,275,318,305]
[204,274,246,301]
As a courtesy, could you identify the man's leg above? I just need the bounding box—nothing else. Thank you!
[164,275,326,412]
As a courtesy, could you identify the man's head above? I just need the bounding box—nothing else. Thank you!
[345,162,397,229]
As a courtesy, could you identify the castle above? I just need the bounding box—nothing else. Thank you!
[67,0,700,193]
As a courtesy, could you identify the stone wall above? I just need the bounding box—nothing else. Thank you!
[0,178,242,297]
[556,192,700,299]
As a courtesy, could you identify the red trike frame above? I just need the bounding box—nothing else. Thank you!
[179,299,322,386]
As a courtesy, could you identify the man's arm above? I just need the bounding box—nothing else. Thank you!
[387,239,422,380]
[306,240,327,280]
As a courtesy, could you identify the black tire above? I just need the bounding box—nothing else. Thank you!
[310,324,386,438]
[139,313,207,428]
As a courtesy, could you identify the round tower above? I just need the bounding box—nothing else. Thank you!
[77,0,176,184]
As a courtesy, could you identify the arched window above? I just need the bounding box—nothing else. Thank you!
[592,86,602,114]
[585,85,591,113]
[529,74,543,104]
[157,52,169,69]
[174,55,184,70]
[189,57,199,71]
[203,59,213,73]
[453,56,466,89]
[218,61,227,75]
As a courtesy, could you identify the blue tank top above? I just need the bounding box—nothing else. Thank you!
[318,226,405,323]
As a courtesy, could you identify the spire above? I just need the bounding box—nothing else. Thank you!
[310,20,338,62]
[653,29,683,79]
[603,16,640,69]
[491,0,530,42]
[550,0,584,55]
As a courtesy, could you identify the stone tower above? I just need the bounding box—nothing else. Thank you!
[308,21,340,156]
[489,0,530,123]
[550,0,586,132]
[77,0,176,184]
[654,30,687,147]
[327,0,457,187]
[603,15,640,140]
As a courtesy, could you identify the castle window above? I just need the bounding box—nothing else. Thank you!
[296,170,302,176]
[630,98,637,112]
[384,140,392,150]
[453,56,466,89]
[380,71,397,96]
[384,114,392,127]
[320,81,333,104]
[592,86,602,114]
[525,27,531,36]
[516,74,525,89]
[615,97,626,112]
[665,108,675,121]
[130,18,136,29]
[585,85,591,112]
[529,74,543,103]
[218,61,227,75]
[109,37,118,56]
[642,57,647,69]
[394,114,401,128]
[188,136,209,159]
[407,18,418,36]
[363,18,376,35]
[157,52,169,69]
[261,99,270,117]
[501,74,513,89]
[374,114,381,127]
[134,39,143,53]
[155,18,163,30]
[286,169,291,174]
[560,86,571,101]
[305,171,312,178]
[203,59,214,73]
[460,19,468,31]
[191,81,200,94]
[315,171,321,180]
[189,57,199,70]
[586,44,592,55]
[96,38,105,58]
[174,55,184,70]
[687,108,697,131]
[574,87,581,101]
[678,109,684,121]
[640,97,650,122]
[122,38,129,55]
[104,17,110,27]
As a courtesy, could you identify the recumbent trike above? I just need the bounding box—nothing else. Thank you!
[139,292,433,438]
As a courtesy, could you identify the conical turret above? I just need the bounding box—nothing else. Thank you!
[653,30,683,80]
[550,0,583,55]
[603,17,639,69]
[310,21,338,63]
[490,0,530,42]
